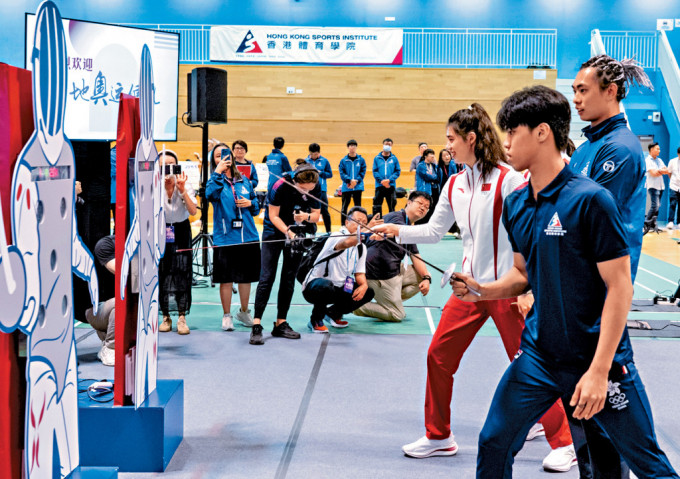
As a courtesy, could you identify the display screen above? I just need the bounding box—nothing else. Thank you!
[31,165,71,182]
[25,15,179,141]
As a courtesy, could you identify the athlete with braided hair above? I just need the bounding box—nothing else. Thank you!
[569,54,654,479]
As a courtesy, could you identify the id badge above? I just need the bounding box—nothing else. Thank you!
[165,225,175,243]
[232,219,243,229]
[343,276,355,293]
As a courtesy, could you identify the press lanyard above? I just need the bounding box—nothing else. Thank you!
[346,244,358,275]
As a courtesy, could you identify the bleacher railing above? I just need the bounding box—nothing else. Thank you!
[121,24,557,68]
[597,30,658,70]
[120,24,210,64]
[658,30,680,123]
[403,28,556,68]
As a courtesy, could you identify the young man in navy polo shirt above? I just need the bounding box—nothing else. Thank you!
[453,85,678,479]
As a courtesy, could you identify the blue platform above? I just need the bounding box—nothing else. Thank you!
[78,379,184,472]
[68,466,118,479]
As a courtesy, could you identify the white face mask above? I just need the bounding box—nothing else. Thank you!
[383,144,392,152]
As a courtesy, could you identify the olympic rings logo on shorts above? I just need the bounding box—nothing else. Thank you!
[608,393,629,410]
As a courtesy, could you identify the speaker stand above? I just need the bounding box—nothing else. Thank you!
[193,122,213,283]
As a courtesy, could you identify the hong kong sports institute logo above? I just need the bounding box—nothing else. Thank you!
[544,212,567,236]
[236,30,263,54]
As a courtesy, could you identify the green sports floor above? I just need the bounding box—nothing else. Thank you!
[180,235,680,336]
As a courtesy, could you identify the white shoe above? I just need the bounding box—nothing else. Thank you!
[402,433,458,458]
[542,444,577,472]
[666,222,674,230]
[222,313,234,331]
[525,423,545,441]
[236,308,254,327]
[97,345,115,367]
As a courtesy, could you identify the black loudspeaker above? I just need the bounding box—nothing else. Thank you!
[187,67,227,124]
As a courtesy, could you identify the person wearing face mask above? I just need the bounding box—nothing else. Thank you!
[206,143,261,332]
[372,104,575,472]
[415,148,441,224]
[158,150,198,335]
[372,138,401,217]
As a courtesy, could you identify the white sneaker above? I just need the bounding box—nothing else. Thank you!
[97,345,115,367]
[525,423,545,441]
[236,308,254,327]
[402,433,458,458]
[667,222,674,230]
[542,444,577,472]
[222,313,234,331]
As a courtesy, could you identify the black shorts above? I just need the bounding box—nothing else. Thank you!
[212,242,262,284]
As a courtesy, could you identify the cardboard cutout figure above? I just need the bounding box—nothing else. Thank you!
[120,45,165,407]
[0,2,99,477]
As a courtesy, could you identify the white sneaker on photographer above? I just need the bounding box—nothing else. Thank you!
[98,345,115,367]
[236,308,254,327]
[402,433,458,458]
[222,313,234,331]
[542,444,577,472]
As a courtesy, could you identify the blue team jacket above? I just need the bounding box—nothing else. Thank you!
[265,149,292,191]
[206,171,260,246]
[339,155,367,192]
[306,155,333,192]
[372,152,401,188]
[416,161,441,195]
[569,113,645,280]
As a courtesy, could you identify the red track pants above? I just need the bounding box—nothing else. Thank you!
[424,295,572,449]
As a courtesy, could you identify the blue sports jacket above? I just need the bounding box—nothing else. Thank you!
[415,161,441,195]
[339,155,367,192]
[264,149,292,191]
[206,171,260,246]
[306,155,333,192]
[569,113,645,280]
[372,152,401,188]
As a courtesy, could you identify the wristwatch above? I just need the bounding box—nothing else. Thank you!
[422,275,432,283]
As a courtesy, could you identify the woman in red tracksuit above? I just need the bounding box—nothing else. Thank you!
[375,104,575,472]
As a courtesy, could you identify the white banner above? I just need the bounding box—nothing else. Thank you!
[210,26,403,64]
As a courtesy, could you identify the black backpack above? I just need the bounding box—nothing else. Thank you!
[296,235,364,284]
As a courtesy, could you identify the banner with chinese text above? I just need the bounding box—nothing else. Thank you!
[210,26,403,64]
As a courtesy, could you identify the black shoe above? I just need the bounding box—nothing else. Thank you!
[271,321,301,339]
[249,324,264,345]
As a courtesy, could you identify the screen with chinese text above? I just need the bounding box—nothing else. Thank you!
[25,15,179,141]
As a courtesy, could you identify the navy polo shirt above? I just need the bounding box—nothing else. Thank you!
[502,166,633,371]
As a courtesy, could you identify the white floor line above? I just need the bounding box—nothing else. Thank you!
[635,282,658,294]
[638,267,678,285]
[424,307,436,335]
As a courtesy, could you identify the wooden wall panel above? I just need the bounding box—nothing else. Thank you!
[174,65,556,144]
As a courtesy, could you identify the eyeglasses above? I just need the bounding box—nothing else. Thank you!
[233,146,246,151]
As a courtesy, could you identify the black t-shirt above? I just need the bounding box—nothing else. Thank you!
[365,209,419,280]
[94,235,115,266]
[263,173,321,238]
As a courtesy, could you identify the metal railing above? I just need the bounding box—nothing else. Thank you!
[657,30,680,123]
[597,30,658,69]
[121,24,556,68]
[120,24,210,64]
[403,28,556,68]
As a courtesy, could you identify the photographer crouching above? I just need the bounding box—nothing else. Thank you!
[301,207,375,332]
[250,164,321,345]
